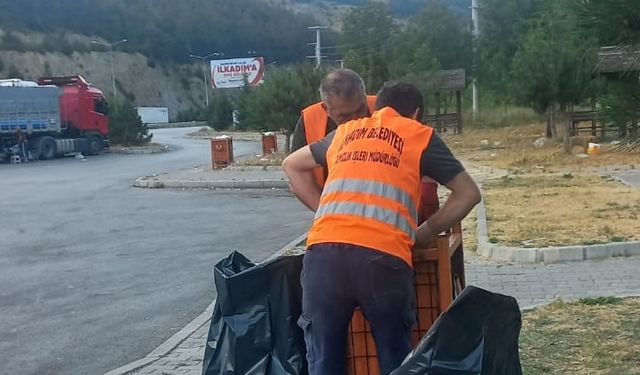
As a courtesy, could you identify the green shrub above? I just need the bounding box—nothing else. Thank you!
[107,97,152,145]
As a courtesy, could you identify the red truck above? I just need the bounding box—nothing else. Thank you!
[0,75,109,161]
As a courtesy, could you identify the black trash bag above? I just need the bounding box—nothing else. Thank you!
[202,251,308,375]
[391,286,522,375]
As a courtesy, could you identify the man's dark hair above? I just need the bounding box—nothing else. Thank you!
[375,81,424,120]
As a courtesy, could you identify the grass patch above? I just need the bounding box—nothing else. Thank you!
[233,152,287,167]
[463,106,544,129]
[482,173,640,247]
[521,298,640,374]
[185,127,287,144]
[578,296,623,306]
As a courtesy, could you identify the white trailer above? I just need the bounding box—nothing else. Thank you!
[136,107,169,124]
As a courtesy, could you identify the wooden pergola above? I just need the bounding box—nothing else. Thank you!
[570,46,640,136]
[598,46,640,73]
[420,69,466,134]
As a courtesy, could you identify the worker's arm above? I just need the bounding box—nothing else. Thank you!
[282,145,323,212]
[413,133,481,248]
[414,171,481,248]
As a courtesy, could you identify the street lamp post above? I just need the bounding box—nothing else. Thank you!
[91,38,128,100]
[189,52,223,107]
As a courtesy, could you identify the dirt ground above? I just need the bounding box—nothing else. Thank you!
[482,172,640,247]
[444,123,640,172]
[442,123,640,247]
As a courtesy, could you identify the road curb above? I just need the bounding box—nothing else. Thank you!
[132,177,289,189]
[475,196,640,264]
[107,144,169,155]
[103,233,308,375]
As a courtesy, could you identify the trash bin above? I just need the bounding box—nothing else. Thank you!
[346,223,466,375]
[418,178,439,225]
[262,132,277,155]
[211,135,233,169]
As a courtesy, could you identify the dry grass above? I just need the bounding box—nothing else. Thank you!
[521,297,640,375]
[461,207,477,252]
[185,127,287,144]
[233,152,287,167]
[444,123,640,172]
[483,173,640,247]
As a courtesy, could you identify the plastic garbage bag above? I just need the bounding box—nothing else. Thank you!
[202,251,307,375]
[391,286,522,375]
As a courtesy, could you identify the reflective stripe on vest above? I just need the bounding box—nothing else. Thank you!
[315,201,416,241]
[321,178,419,223]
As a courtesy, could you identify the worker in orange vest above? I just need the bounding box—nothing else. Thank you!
[291,68,376,187]
[283,82,481,375]
[292,68,440,222]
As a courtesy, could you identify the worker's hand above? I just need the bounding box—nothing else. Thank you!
[418,171,481,244]
[413,222,434,250]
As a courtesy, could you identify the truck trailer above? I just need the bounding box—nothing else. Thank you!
[0,75,109,162]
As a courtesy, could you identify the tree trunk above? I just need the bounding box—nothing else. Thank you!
[631,119,639,139]
[561,108,571,154]
[547,104,558,139]
[546,107,552,138]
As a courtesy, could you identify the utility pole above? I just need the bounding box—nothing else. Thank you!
[307,26,328,68]
[471,0,480,120]
[189,52,223,107]
[91,38,128,100]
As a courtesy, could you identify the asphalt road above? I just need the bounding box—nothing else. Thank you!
[0,128,313,375]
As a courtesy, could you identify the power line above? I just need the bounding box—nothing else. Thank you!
[307,26,328,68]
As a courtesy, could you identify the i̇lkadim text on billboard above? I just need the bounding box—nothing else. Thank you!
[210,57,265,89]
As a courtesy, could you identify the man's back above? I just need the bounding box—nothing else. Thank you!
[307,107,433,267]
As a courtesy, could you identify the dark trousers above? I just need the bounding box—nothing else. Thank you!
[298,243,416,375]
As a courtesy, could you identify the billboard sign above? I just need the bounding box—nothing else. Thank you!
[210,57,265,89]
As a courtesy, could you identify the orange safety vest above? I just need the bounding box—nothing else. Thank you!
[307,107,434,267]
[301,95,377,187]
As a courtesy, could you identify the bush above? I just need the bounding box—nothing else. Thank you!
[7,65,24,79]
[107,97,152,145]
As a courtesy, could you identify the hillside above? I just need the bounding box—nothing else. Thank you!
[0,27,221,119]
[0,0,319,64]
[0,0,470,119]
[0,0,327,119]
[284,0,470,18]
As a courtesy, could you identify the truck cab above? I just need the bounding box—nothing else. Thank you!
[38,76,109,155]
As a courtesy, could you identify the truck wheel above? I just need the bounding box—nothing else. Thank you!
[88,135,104,155]
[39,137,57,160]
